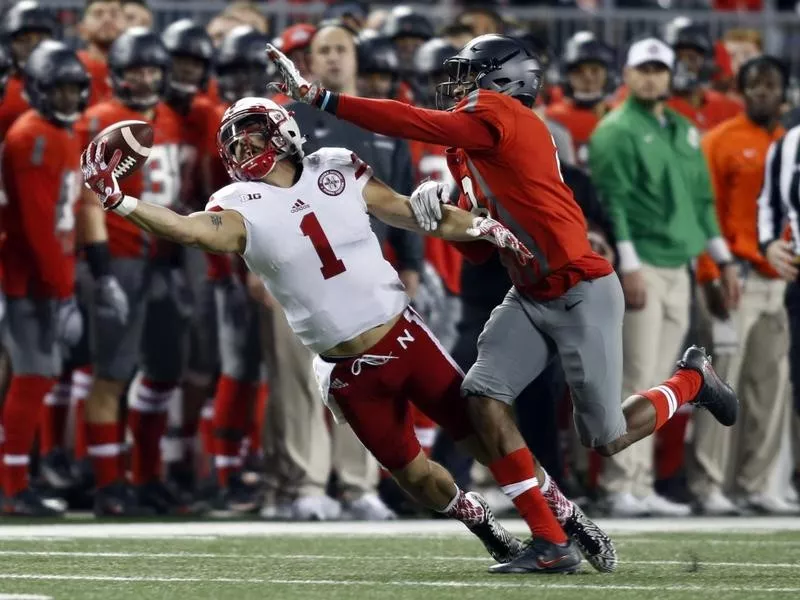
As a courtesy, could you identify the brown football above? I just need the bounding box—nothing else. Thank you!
[91,120,154,181]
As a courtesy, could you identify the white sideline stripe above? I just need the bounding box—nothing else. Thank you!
[0,595,53,599]
[1,550,800,570]
[121,127,151,158]
[2,517,800,539]
[0,574,797,593]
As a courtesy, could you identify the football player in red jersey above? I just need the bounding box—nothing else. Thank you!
[0,41,88,516]
[76,27,183,516]
[270,33,739,572]
[0,1,55,137]
[545,32,615,167]
[77,0,124,106]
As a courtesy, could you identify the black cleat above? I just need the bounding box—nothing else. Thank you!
[94,481,156,517]
[137,480,208,516]
[2,488,65,517]
[213,472,262,515]
[676,345,738,426]
[465,492,525,564]
[40,449,77,490]
[562,504,617,573]
[488,537,582,574]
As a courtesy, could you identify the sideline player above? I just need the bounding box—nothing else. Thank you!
[82,96,585,573]
[267,34,739,572]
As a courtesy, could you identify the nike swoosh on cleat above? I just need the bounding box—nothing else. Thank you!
[537,555,568,568]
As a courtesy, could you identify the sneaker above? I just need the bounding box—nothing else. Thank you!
[291,494,342,521]
[640,493,691,517]
[488,538,582,574]
[464,492,525,564]
[606,492,650,518]
[40,449,76,490]
[562,504,617,573]
[94,481,156,517]
[137,480,207,516]
[694,490,742,516]
[677,346,738,426]
[2,488,65,517]
[345,493,397,521]
[739,493,800,516]
[260,501,294,520]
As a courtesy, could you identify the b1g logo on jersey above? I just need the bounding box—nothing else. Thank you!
[318,169,346,196]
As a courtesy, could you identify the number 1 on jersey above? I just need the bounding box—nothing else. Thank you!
[300,212,347,280]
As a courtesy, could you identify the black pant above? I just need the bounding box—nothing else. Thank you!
[785,281,800,416]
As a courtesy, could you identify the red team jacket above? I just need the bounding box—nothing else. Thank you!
[331,89,612,300]
[76,99,183,258]
[1,110,81,299]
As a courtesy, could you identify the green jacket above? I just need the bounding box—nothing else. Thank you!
[588,97,720,269]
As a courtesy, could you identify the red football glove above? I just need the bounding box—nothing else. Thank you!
[467,217,535,265]
[81,139,124,211]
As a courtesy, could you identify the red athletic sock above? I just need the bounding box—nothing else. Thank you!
[640,370,702,432]
[2,375,54,496]
[540,469,575,526]
[412,407,437,457]
[489,448,567,544]
[656,412,690,480]
[39,376,71,455]
[127,375,174,485]
[86,421,121,489]
[71,367,93,461]
[213,375,249,486]
[247,382,269,457]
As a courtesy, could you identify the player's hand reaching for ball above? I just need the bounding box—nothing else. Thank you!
[81,140,123,210]
[410,181,449,232]
[265,43,325,105]
[467,217,534,265]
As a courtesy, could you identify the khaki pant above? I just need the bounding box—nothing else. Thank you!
[260,304,378,504]
[687,273,788,497]
[600,264,691,497]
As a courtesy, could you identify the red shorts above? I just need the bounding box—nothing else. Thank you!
[323,309,474,471]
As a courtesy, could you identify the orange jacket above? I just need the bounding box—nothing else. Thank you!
[696,114,784,283]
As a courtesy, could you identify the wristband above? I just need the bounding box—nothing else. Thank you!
[316,90,340,114]
[112,195,139,217]
[84,242,112,278]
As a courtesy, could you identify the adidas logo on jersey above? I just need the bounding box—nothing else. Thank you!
[330,378,349,389]
[291,199,310,213]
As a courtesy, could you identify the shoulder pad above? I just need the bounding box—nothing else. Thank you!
[206,182,265,211]
[306,147,354,170]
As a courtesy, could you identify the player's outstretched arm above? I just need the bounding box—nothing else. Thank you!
[81,140,247,254]
[363,177,533,264]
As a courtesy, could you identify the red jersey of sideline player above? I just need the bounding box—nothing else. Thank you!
[326,88,612,300]
[76,99,183,258]
[77,50,113,106]
[1,109,81,300]
[0,75,30,137]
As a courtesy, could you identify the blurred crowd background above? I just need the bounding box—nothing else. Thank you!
[2,0,800,522]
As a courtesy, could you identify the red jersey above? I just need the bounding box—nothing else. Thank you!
[205,101,233,282]
[333,89,613,300]
[1,110,80,299]
[410,140,462,294]
[170,96,222,209]
[545,100,610,167]
[667,89,742,132]
[76,99,183,258]
[77,50,112,106]
[0,76,30,138]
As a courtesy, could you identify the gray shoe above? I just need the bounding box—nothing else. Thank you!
[465,492,525,563]
[562,504,617,573]
[488,537,582,574]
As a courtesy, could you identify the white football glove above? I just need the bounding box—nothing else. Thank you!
[265,43,325,104]
[467,217,535,265]
[410,181,450,232]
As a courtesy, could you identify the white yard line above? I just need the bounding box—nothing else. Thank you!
[1,517,800,539]
[0,596,53,600]
[0,550,798,570]
[0,573,797,593]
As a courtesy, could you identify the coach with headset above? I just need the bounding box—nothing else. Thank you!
[689,55,793,516]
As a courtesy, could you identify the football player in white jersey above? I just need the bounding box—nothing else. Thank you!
[81,97,585,574]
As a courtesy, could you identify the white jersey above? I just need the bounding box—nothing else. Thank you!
[206,148,409,353]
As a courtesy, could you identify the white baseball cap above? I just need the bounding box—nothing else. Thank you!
[626,38,675,70]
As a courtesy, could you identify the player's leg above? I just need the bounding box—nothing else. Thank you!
[1,297,61,516]
[211,282,264,513]
[86,257,153,517]
[455,291,611,573]
[398,307,582,574]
